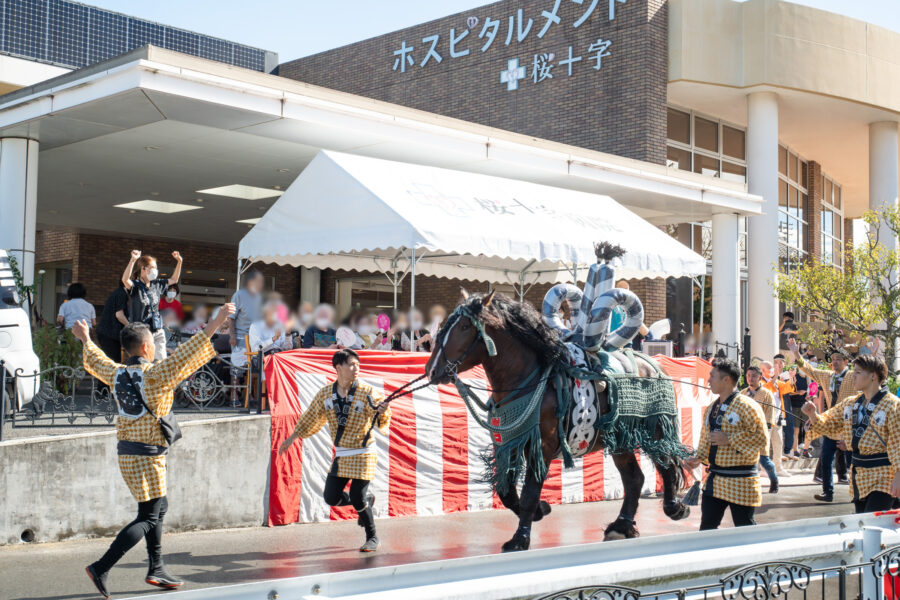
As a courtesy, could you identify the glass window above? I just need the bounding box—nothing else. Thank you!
[789,186,798,217]
[779,146,788,176]
[834,185,842,210]
[825,179,833,206]
[801,161,808,187]
[834,212,842,238]
[789,153,798,183]
[779,182,788,209]
[722,126,745,160]
[667,108,690,145]
[778,212,789,245]
[721,161,746,183]
[693,154,719,178]
[666,146,691,171]
[694,117,718,153]
[822,210,833,235]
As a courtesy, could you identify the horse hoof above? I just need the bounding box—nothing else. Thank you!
[532,500,552,522]
[664,502,690,521]
[501,535,530,552]
[604,518,640,540]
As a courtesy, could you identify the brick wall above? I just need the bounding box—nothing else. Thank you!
[35,231,300,310]
[278,0,668,164]
[319,268,666,327]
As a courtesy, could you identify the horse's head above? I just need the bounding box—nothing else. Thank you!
[425,288,498,384]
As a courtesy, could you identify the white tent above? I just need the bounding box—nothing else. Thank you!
[238,151,706,306]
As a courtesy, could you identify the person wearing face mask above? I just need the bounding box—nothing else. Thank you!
[122,249,183,361]
[355,314,383,350]
[403,308,432,352]
[302,304,338,348]
[158,284,184,321]
[183,304,209,335]
[249,300,292,356]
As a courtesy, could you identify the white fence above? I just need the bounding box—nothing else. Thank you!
[133,511,900,600]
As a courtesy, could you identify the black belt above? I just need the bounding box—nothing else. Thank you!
[117,440,168,456]
[850,453,891,468]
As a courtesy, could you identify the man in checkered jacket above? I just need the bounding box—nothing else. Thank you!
[74,304,234,599]
[279,348,391,552]
[684,358,769,530]
[803,354,900,513]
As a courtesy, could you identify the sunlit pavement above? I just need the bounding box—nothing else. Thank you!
[1,471,848,600]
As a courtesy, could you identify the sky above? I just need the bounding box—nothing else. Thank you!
[76,0,900,62]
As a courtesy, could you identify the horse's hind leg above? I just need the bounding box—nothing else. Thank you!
[656,458,690,521]
[605,452,643,540]
[501,469,546,552]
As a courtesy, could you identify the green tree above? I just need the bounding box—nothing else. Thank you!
[775,205,900,374]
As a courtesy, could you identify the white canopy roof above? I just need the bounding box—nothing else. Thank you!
[238,151,707,285]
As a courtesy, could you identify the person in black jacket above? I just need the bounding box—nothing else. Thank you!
[96,282,130,362]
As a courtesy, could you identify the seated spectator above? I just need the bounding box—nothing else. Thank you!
[183,303,209,334]
[290,301,315,344]
[302,304,338,348]
[428,304,448,339]
[249,300,293,355]
[389,311,409,351]
[355,313,384,349]
[161,308,184,354]
[159,283,185,320]
[210,307,233,355]
[57,282,96,330]
[405,308,432,352]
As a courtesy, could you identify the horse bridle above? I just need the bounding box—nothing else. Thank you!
[433,305,497,380]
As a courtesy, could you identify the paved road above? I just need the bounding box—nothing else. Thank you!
[1,472,850,600]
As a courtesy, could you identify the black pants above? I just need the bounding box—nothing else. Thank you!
[97,333,121,363]
[94,496,167,574]
[323,474,370,511]
[854,491,897,514]
[699,494,756,530]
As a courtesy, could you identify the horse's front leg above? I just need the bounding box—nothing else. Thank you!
[496,472,521,516]
[605,452,644,540]
[501,469,545,552]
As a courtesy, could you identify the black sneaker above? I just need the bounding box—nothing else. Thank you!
[769,482,779,494]
[85,564,110,599]
[814,493,833,502]
[146,566,184,590]
[813,475,823,484]
[838,476,850,485]
[360,536,380,553]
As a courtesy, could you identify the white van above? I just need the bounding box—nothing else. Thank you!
[0,250,40,412]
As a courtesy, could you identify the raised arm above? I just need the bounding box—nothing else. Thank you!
[168,251,183,286]
[73,319,117,385]
[804,396,849,441]
[122,249,140,291]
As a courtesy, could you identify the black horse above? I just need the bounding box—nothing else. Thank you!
[425,290,690,552]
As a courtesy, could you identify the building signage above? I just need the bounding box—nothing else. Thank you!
[391,0,624,91]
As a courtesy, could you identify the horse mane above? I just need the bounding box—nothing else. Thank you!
[462,292,567,368]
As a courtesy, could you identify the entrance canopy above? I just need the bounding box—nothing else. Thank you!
[239,151,707,294]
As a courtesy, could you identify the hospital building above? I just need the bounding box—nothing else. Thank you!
[0,0,898,358]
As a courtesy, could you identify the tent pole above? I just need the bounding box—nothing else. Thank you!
[410,246,417,351]
[392,255,399,311]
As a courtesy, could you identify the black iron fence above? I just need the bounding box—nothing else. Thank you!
[0,351,266,441]
[534,544,900,600]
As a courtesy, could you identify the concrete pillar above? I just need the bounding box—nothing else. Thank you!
[869,121,899,249]
[746,92,780,359]
[0,138,38,286]
[711,213,741,353]
[299,266,321,304]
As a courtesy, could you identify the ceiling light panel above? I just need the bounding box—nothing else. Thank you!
[197,185,284,200]
[115,200,203,214]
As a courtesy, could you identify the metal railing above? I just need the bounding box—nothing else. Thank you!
[0,352,265,441]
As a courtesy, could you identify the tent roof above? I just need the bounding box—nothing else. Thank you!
[238,151,707,284]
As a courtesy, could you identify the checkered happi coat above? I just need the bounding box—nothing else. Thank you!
[83,333,215,501]
[695,394,768,507]
[741,386,777,456]
[808,392,900,501]
[293,381,391,481]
